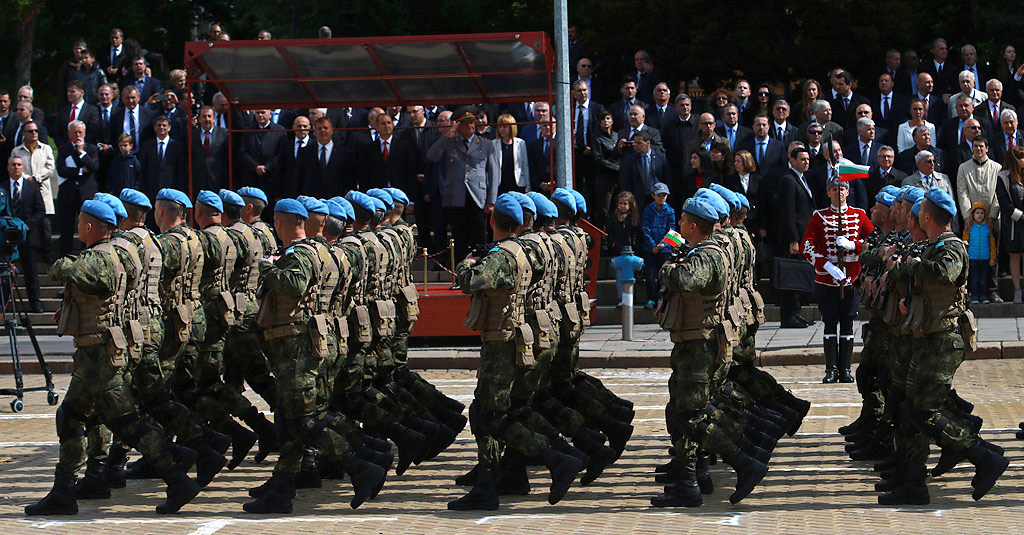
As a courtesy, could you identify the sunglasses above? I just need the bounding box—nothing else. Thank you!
[23,129,38,133]
[758,92,771,96]
[808,130,823,135]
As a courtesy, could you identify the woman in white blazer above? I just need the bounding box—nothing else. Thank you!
[492,113,530,193]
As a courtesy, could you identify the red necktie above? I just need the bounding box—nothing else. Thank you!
[69,105,77,122]
[382,140,389,163]
[995,105,1000,124]
[1010,135,1015,149]
[203,131,210,153]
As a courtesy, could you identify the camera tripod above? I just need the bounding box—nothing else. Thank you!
[0,261,56,412]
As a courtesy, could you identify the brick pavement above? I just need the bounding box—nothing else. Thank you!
[2,361,1024,534]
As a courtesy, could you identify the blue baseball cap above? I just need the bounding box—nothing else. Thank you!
[219,189,244,208]
[527,192,557,219]
[735,192,750,209]
[511,192,536,215]
[708,183,741,212]
[330,196,355,221]
[384,187,409,206]
[901,186,924,205]
[551,188,577,215]
[81,199,117,226]
[651,182,670,195]
[297,195,329,215]
[345,190,376,214]
[156,188,193,209]
[494,193,524,226]
[366,188,394,210]
[93,193,127,221]
[911,198,923,217]
[569,189,587,215]
[875,191,895,207]
[681,197,717,223]
[924,187,957,217]
[119,188,151,209]
[274,198,308,218]
[197,190,224,212]
[237,186,268,204]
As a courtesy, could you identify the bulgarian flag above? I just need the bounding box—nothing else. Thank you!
[662,230,685,247]
[837,158,869,181]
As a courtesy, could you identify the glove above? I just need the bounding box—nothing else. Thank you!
[836,236,856,251]
[823,261,846,282]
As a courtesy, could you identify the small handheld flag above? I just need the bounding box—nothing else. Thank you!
[662,230,684,247]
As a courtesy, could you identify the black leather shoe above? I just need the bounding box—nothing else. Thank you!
[795,314,815,326]
[30,301,44,313]
[780,317,808,329]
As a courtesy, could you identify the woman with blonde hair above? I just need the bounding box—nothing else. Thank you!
[996,145,1024,302]
[491,113,530,193]
[793,79,822,123]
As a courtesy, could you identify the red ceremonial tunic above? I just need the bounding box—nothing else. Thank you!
[801,204,874,287]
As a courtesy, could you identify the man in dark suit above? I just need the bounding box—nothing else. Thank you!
[609,76,648,132]
[865,145,906,207]
[617,129,669,205]
[281,115,312,190]
[715,103,754,152]
[877,49,906,96]
[662,93,699,178]
[915,73,948,126]
[109,86,155,152]
[937,97,985,171]
[296,116,351,199]
[646,82,676,130]
[528,119,560,193]
[398,105,437,250]
[844,104,890,148]
[119,56,162,104]
[775,147,816,328]
[98,28,125,81]
[570,80,605,195]
[239,109,286,195]
[94,83,117,147]
[770,99,799,146]
[270,109,298,134]
[738,114,785,174]
[357,112,417,192]
[830,71,871,132]
[845,117,883,170]
[975,79,1016,135]
[633,50,665,108]
[616,104,663,158]
[989,109,1024,165]
[138,116,186,198]
[959,44,989,91]
[872,73,910,138]
[6,156,45,311]
[191,106,229,192]
[574,57,604,105]
[55,80,100,146]
[895,48,920,97]
[919,38,958,99]
[55,120,100,257]
[896,125,946,175]
[505,101,547,145]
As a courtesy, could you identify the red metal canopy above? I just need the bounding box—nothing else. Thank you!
[184,31,554,110]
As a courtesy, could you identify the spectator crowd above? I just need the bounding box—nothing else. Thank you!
[7,27,1024,311]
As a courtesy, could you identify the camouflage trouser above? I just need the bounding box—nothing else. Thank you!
[266,333,354,478]
[56,345,174,476]
[855,319,890,422]
[223,317,277,408]
[668,339,738,466]
[471,339,551,467]
[549,319,582,387]
[530,323,587,439]
[391,308,415,370]
[733,322,759,365]
[902,330,977,466]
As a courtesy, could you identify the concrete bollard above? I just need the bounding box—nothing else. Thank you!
[622,281,634,340]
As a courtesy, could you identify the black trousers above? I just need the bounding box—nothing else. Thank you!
[15,243,39,304]
[816,283,859,335]
[446,203,486,262]
[58,203,80,257]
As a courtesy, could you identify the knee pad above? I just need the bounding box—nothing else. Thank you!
[55,406,87,441]
[107,410,149,446]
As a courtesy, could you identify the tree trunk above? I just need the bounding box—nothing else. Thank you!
[15,12,36,89]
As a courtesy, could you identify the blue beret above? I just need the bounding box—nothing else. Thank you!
[510,192,536,215]
[330,196,355,221]
[274,198,308,218]
[527,192,558,218]
[735,192,750,209]
[219,189,244,207]
[366,188,394,210]
[156,188,193,209]
[694,189,730,219]
[119,188,151,209]
[81,199,118,226]
[370,197,387,213]
[911,198,923,217]
[324,199,347,220]
[681,197,718,223]
[551,188,577,215]
[924,187,957,217]
[93,193,127,220]
[569,189,587,215]
[345,191,376,213]
[708,183,741,212]
[881,185,901,198]
[875,191,895,207]
[901,187,924,205]
[494,193,524,225]
[297,195,329,215]
[384,187,409,206]
[237,186,268,204]
[197,190,224,212]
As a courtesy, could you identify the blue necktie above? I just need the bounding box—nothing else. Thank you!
[728,127,736,149]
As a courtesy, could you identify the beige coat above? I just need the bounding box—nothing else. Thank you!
[956,157,1001,220]
[10,143,56,214]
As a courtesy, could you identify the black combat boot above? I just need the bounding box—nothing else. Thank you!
[105,444,128,489]
[599,416,634,460]
[878,464,929,505]
[243,475,295,513]
[401,414,440,465]
[838,336,855,383]
[155,466,201,514]
[838,412,872,436]
[496,449,531,495]
[966,441,1010,500]
[125,457,160,480]
[455,464,481,486]
[203,425,233,455]
[651,465,703,507]
[696,454,714,494]
[183,439,228,488]
[436,406,469,434]
[605,402,635,423]
[74,458,111,499]
[447,467,499,510]
[931,437,1002,478]
[356,443,394,472]
[385,422,425,476]
[745,427,778,453]
[736,436,771,465]
[572,429,616,486]
[219,420,258,470]
[822,336,839,383]
[294,448,322,489]
[539,446,583,505]
[361,433,391,453]
[722,449,769,504]
[25,470,78,515]
[343,453,387,508]
[551,436,590,467]
[242,406,279,464]
[439,392,466,414]
[169,443,200,472]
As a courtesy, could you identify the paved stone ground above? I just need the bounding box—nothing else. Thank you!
[2,361,1024,534]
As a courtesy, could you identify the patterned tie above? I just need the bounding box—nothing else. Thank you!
[203,132,210,153]
[12,180,20,209]
[158,140,165,162]
[1010,134,1015,149]
[777,126,783,139]
[862,142,869,164]
[843,96,850,110]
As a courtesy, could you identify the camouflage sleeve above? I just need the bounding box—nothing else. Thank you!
[661,249,716,293]
[228,230,250,273]
[49,249,117,295]
[262,246,314,298]
[341,244,364,285]
[910,241,967,285]
[456,249,517,294]
[198,230,222,268]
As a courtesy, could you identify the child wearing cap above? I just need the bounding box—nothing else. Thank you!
[640,183,675,308]
[963,201,997,303]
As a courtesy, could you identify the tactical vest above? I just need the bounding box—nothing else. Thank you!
[126,226,163,322]
[903,235,970,337]
[251,220,277,253]
[658,241,727,341]
[160,226,204,342]
[361,229,395,337]
[228,221,263,298]
[520,232,557,349]
[393,222,420,322]
[712,229,743,342]
[110,234,146,355]
[883,239,927,330]
[547,230,578,327]
[341,235,372,343]
[463,240,535,365]
[737,227,765,325]
[256,241,322,345]
[563,225,592,326]
[56,242,131,362]
[326,240,354,347]
[202,225,239,327]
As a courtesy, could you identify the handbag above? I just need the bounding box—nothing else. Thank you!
[772,257,815,293]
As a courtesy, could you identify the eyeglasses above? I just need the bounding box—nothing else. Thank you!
[808,130,823,135]
[699,121,715,125]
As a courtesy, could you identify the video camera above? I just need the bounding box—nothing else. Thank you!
[0,216,27,263]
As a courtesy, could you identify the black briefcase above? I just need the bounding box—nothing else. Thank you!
[772,257,815,293]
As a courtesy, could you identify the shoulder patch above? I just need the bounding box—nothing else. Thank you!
[285,246,295,256]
